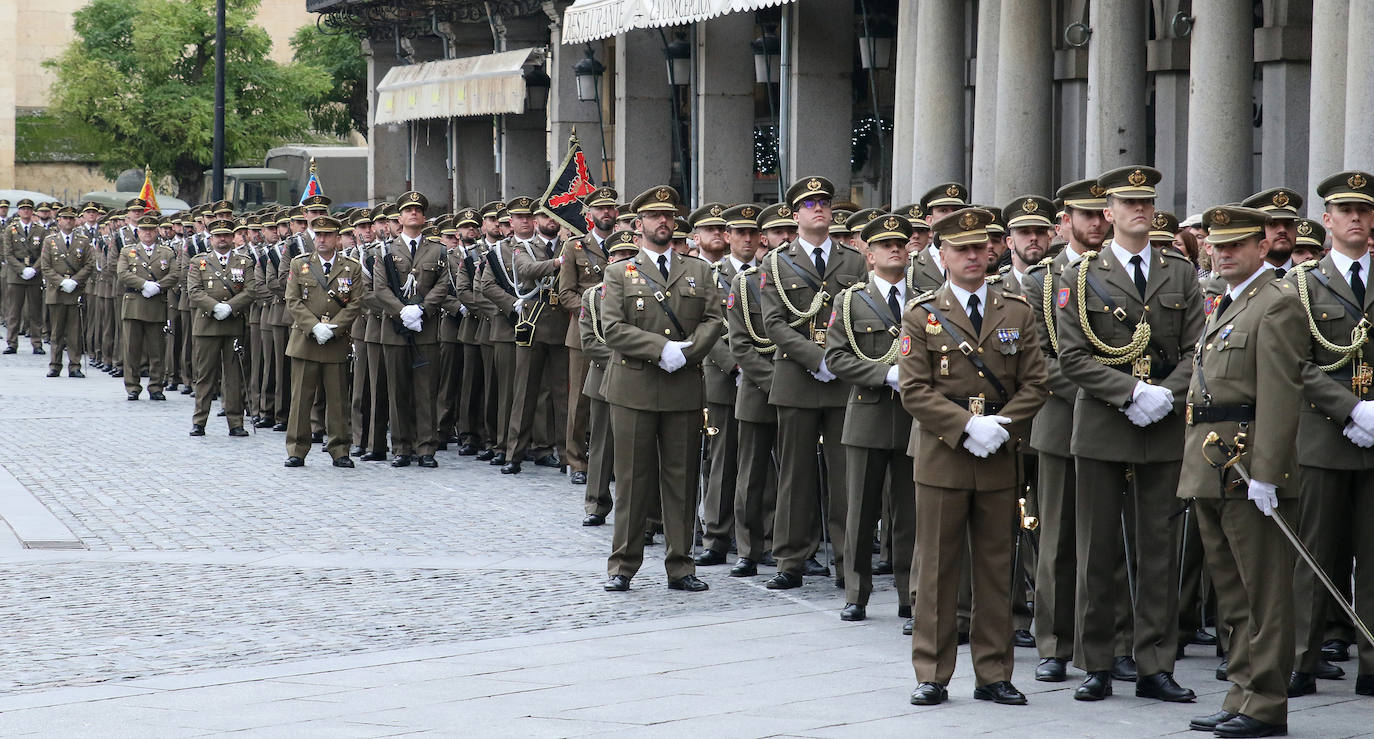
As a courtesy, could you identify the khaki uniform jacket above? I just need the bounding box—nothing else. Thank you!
[476,240,521,343]
[1179,272,1305,497]
[599,250,725,412]
[511,237,569,345]
[39,230,94,304]
[906,247,945,293]
[454,244,491,344]
[1294,254,1374,470]
[360,242,387,344]
[265,244,292,328]
[704,259,742,406]
[560,233,611,349]
[898,284,1048,490]
[759,239,865,408]
[438,248,465,344]
[1056,245,1204,463]
[1023,251,1081,457]
[726,267,776,424]
[284,253,367,363]
[187,250,259,336]
[825,279,909,450]
[3,220,48,284]
[580,283,613,401]
[117,242,179,322]
[369,235,449,346]
[987,264,1025,297]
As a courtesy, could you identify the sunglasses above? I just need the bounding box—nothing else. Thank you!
[800,198,832,210]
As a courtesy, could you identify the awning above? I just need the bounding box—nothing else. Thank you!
[374,47,544,125]
[562,0,794,45]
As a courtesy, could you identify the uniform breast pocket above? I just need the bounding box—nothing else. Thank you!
[852,318,894,337]
[1310,301,1346,326]
[677,295,705,322]
[1154,292,1186,339]
[1211,330,1249,379]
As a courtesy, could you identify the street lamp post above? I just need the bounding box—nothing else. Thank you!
[660,30,691,199]
[573,46,610,185]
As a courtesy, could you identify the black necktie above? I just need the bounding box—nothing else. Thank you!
[968,294,982,335]
[409,239,416,258]
[1274,267,1286,279]
[813,247,826,277]
[64,235,70,247]
[1215,293,1232,318]
[1352,263,1367,307]
[887,286,902,323]
[1130,255,1147,299]
[323,261,331,275]
[657,254,670,281]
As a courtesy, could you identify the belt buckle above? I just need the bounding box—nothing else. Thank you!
[1113,307,1128,321]
[652,290,665,302]
[1132,355,1151,380]
[1185,403,1193,426]
[968,396,985,416]
[813,327,827,346]
[957,341,974,356]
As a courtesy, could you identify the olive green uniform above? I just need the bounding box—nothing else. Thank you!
[38,229,94,372]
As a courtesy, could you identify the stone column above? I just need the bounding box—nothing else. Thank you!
[909,0,967,190]
[785,0,854,197]
[889,0,919,204]
[1344,1,1374,168]
[614,31,673,197]
[364,39,408,202]
[1255,11,1312,191]
[1053,48,1089,188]
[1184,0,1253,216]
[992,0,1052,205]
[970,0,1000,204]
[1149,12,1190,216]
[0,0,15,189]
[1307,0,1347,215]
[693,12,755,205]
[1085,0,1148,176]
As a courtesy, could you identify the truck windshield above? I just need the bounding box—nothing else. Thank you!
[239,180,280,209]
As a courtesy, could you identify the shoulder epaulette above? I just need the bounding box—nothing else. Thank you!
[985,273,1003,285]
[997,288,1029,304]
[907,290,937,309]
[1161,247,1192,262]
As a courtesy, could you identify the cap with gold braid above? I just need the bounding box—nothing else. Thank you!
[312,215,342,234]
[506,196,535,215]
[616,208,638,224]
[1202,205,1269,244]
[930,207,995,246]
[845,207,882,234]
[1315,170,1374,205]
[673,217,690,240]
[454,208,480,228]
[0,199,9,208]
[496,208,510,224]
[1003,195,1056,229]
[722,203,760,230]
[1295,218,1326,248]
[1242,187,1303,220]
[1096,165,1161,199]
[758,202,797,230]
[784,175,836,207]
[688,202,728,228]
[894,203,931,230]
[919,182,969,211]
[861,213,914,244]
[15,198,34,209]
[584,186,618,208]
[478,200,504,219]
[302,194,332,211]
[289,205,307,222]
[1148,211,1181,243]
[605,229,638,255]
[125,197,150,211]
[206,218,234,235]
[630,185,682,214]
[829,209,853,235]
[56,206,77,218]
[397,191,428,213]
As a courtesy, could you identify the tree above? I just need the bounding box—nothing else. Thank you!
[46,0,330,201]
[290,24,368,140]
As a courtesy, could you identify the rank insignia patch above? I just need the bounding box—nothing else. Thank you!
[1056,287,1070,308]
[899,334,911,355]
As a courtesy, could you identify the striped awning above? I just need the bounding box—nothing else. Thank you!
[374,48,544,124]
[561,0,795,45]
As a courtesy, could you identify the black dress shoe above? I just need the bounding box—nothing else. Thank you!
[32,346,44,355]
[570,470,587,485]
[69,369,84,378]
[46,369,60,377]
[898,604,912,618]
[957,632,970,645]
[148,391,166,401]
[111,368,125,378]
[283,456,305,467]
[489,452,507,466]
[475,449,495,461]
[228,426,249,437]
[188,425,205,436]
[835,576,845,590]
[1315,658,1344,680]
[839,603,866,622]
[255,417,276,428]
[667,574,709,592]
[500,461,522,474]
[1356,674,1374,695]
[902,618,913,636]
[973,680,1027,705]
[348,446,364,457]
[216,409,226,416]
[310,432,323,443]
[127,392,140,401]
[1013,629,1036,648]
[390,455,413,467]
[178,384,190,394]
[272,422,287,432]
[694,549,727,566]
[872,559,893,575]
[1136,672,1195,702]
[759,551,776,566]
[582,513,606,526]
[417,455,437,468]
[333,456,355,468]
[803,556,830,577]
[2,347,15,354]
[644,531,655,546]
[1322,638,1350,662]
[1035,657,1067,682]
[1189,710,1239,731]
[1287,671,1316,697]
[604,575,630,592]
[1216,659,1229,681]
[1074,671,1112,701]
[533,453,561,468]
[729,558,756,577]
[1189,628,1218,646]
[1214,714,1286,738]
[360,451,387,461]
[764,572,802,590]
[457,443,479,456]
[1111,655,1138,681]
[909,682,947,706]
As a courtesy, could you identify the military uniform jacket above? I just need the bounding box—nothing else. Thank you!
[1294,254,1374,470]
[727,266,776,424]
[284,253,367,363]
[560,233,611,349]
[511,237,570,345]
[264,244,292,328]
[1023,252,1080,457]
[361,242,387,343]
[1056,245,1204,463]
[3,220,48,284]
[599,249,725,412]
[580,283,613,401]
[899,284,1048,489]
[1179,272,1305,498]
[438,249,466,343]
[39,230,94,304]
[476,240,521,343]
[987,264,1025,297]
[759,239,865,408]
[907,247,945,293]
[704,259,742,406]
[825,279,909,450]
[187,250,259,336]
[117,242,179,322]
[369,235,449,346]
[454,244,491,344]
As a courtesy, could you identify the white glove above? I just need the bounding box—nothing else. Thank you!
[884,364,900,392]
[962,414,1012,457]
[311,322,336,345]
[141,280,161,298]
[1246,479,1278,518]
[1122,402,1153,427]
[458,304,469,317]
[1343,421,1374,448]
[399,305,423,331]
[1351,400,1374,435]
[809,358,836,383]
[20,266,36,280]
[735,372,742,387]
[59,278,77,293]
[658,340,692,373]
[1130,382,1174,424]
[212,302,232,321]
[511,299,524,314]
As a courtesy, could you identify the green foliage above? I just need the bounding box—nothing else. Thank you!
[45,0,331,200]
[14,110,99,163]
[290,24,368,140]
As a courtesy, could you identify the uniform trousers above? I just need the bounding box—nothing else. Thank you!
[350,337,370,447]
[584,396,615,517]
[566,348,591,472]
[122,319,165,394]
[701,401,739,554]
[1293,466,1374,675]
[191,335,244,428]
[844,445,914,609]
[365,341,389,454]
[46,303,83,372]
[286,359,350,460]
[5,284,42,348]
[508,341,567,461]
[458,342,485,444]
[260,322,278,419]
[480,342,500,450]
[382,343,437,457]
[272,326,292,422]
[772,406,847,577]
[733,419,777,563]
[607,405,697,581]
[490,341,516,452]
[436,340,461,440]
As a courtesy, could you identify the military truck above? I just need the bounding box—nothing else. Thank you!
[201,145,367,210]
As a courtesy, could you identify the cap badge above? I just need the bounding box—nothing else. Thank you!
[709,205,723,217]
[1273,191,1290,208]
[1152,213,1168,229]
[1089,184,1106,197]
[1298,222,1313,236]
[883,216,900,230]
[806,178,822,191]
[1022,199,1038,213]
[1213,210,1231,226]
[777,205,791,217]
[742,207,756,218]
[655,187,670,201]
[945,184,960,198]
[958,212,979,230]
[1350,174,1368,190]
[1128,169,1147,187]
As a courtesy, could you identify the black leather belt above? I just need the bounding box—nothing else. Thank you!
[947,396,1005,415]
[1112,360,1177,381]
[1185,403,1255,425]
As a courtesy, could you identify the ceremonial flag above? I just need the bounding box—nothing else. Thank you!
[299,158,324,204]
[138,165,159,211]
[539,132,597,236]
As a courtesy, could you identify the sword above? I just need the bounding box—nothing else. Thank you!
[1201,428,1373,646]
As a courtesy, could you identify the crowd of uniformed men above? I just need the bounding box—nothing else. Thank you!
[3,162,1373,737]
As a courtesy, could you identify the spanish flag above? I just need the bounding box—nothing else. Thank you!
[138,166,159,211]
